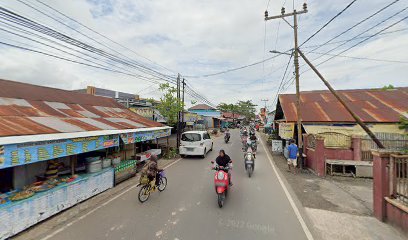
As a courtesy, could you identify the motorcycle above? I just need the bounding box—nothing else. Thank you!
[250,140,257,153]
[245,149,255,178]
[211,161,232,208]
[224,132,230,143]
[137,170,167,203]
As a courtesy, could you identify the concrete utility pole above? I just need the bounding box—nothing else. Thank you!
[176,74,181,152]
[182,78,186,133]
[297,49,385,148]
[265,3,308,149]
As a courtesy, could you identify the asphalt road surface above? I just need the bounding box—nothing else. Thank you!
[42,130,312,240]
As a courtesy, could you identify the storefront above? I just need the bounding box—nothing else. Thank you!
[0,127,171,239]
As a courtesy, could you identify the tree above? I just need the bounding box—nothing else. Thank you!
[400,113,408,132]
[156,83,184,126]
[217,100,257,120]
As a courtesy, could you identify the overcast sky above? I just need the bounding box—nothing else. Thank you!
[0,0,407,110]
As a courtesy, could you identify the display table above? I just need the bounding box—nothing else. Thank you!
[135,149,162,162]
[0,168,114,240]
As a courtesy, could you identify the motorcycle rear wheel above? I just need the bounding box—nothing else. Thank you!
[138,185,150,203]
[217,193,225,208]
[247,165,253,178]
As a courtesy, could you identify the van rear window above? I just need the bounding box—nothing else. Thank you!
[181,133,201,142]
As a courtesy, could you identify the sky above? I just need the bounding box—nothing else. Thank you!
[0,0,407,111]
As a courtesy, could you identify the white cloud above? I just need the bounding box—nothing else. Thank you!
[0,0,406,110]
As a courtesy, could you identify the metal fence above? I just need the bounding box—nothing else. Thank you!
[389,154,408,205]
[317,132,352,149]
[362,133,408,161]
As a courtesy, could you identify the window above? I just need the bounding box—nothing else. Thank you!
[204,133,211,140]
[181,133,201,142]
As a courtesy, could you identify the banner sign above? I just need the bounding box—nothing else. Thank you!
[130,107,154,120]
[279,123,295,139]
[0,135,119,169]
[120,128,171,144]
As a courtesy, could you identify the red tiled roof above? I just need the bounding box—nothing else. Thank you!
[279,87,408,123]
[188,104,215,110]
[222,112,241,119]
[0,79,163,137]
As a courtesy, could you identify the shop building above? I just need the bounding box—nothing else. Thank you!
[0,79,171,239]
[188,104,221,129]
[273,87,408,176]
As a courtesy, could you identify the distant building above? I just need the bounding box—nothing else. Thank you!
[188,104,221,128]
[76,86,166,123]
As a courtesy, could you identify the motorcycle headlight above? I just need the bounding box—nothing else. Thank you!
[217,171,225,180]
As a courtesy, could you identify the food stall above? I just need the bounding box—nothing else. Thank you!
[0,134,118,240]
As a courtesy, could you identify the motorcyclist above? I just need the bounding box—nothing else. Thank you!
[140,155,162,186]
[215,149,232,185]
[225,128,230,137]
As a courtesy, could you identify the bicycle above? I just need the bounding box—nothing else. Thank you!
[138,170,167,203]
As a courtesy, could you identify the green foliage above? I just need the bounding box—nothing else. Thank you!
[400,113,408,132]
[217,100,257,120]
[156,83,184,126]
[382,84,395,90]
[164,147,178,159]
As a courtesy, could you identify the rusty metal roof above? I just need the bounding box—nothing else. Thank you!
[278,87,408,123]
[0,79,163,137]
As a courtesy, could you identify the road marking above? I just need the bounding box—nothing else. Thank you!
[259,137,314,240]
[41,158,183,240]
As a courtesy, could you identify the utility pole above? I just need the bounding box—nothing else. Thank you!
[265,3,308,150]
[297,49,384,148]
[261,99,269,110]
[176,74,181,152]
[182,78,186,133]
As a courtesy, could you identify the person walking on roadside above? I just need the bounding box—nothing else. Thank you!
[287,139,299,174]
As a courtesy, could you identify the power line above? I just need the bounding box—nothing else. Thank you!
[32,0,177,74]
[307,0,401,52]
[300,0,359,46]
[184,51,289,78]
[301,27,408,49]
[306,51,408,64]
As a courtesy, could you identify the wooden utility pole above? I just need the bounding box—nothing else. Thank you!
[265,3,308,149]
[297,49,384,148]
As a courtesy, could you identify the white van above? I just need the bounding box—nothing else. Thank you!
[179,131,213,158]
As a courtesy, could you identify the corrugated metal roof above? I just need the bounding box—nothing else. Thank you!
[188,104,216,110]
[0,79,163,137]
[279,87,408,123]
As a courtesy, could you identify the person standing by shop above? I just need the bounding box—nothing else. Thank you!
[287,139,299,174]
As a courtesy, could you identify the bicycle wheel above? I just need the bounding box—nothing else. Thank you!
[158,177,167,192]
[138,185,150,203]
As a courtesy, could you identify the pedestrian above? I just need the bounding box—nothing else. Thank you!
[287,139,298,174]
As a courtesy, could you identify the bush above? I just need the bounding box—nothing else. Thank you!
[163,148,178,159]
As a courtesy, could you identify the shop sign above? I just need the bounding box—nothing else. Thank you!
[130,107,154,120]
[279,123,294,139]
[120,128,171,144]
[272,140,283,153]
[0,135,119,169]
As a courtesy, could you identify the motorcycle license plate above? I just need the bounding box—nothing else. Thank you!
[245,160,253,164]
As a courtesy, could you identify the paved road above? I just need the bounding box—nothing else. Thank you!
[42,130,311,240]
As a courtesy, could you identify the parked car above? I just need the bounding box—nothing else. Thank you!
[179,131,213,158]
